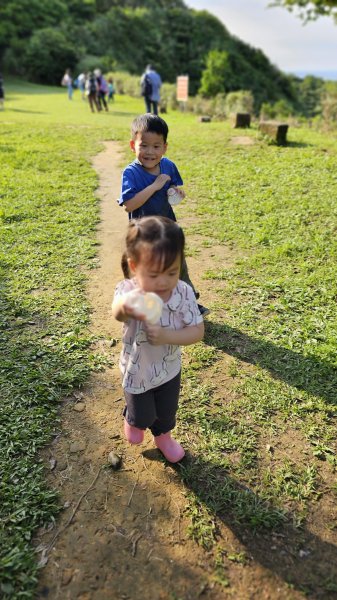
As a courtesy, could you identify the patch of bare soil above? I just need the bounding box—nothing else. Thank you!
[36,142,336,600]
[230,136,255,145]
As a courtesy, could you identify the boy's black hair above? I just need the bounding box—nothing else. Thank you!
[131,113,169,143]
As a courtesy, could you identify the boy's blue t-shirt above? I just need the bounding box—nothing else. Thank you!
[118,157,183,220]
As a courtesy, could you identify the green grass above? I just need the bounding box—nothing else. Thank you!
[0,80,138,598]
[1,79,337,597]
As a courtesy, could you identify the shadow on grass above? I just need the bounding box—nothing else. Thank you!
[204,321,336,407]
[286,141,314,148]
[144,448,337,598]
[103,110,138,118]
[8,108,47,114]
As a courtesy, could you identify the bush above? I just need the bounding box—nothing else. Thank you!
[259,99,293,121]
[224,90,254,116]
[321,91,337,128]
[105,70,140,95]
[186,94,213,116]
[184,90,254,121]
[76,55,114,76]
[23,28,78,84]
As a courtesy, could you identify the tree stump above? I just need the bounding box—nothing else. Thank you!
[258,121,289,145]
[198,116,212,122]
[231,113,251,128]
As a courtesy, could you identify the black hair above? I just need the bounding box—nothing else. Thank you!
[121,216,185,278]
[131,113,169,143]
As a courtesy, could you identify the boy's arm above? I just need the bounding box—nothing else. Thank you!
[145,322,204,346]
[124,174,171,213]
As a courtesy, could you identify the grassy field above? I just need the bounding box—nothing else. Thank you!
[0,80,336,598]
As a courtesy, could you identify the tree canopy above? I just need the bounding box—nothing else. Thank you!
[0,0,332,114]
[269,0,337,21]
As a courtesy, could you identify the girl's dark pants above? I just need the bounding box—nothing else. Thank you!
[123,371,181,436]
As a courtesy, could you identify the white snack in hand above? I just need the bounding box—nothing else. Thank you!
[167,187,182,206]
[126,291,163,324]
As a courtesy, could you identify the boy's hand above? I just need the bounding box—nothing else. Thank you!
[153,174,171,190]
[177,187,185,199]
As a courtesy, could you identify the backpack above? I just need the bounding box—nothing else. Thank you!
[99,77,108,93]
[88,76,97,93]
[141,75,152,97]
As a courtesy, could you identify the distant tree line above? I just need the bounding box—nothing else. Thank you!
[0,0,335,115]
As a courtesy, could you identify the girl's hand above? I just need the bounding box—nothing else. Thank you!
[144,323,167,345]
[123,297,147,321]
[112,294,147,322]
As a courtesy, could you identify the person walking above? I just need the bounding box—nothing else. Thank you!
[85,72,100,113]
[0,73,4,110]
[108,77,115,103]
[94,69,109,112]
[61,68,73,100]
[77,72,86,100]
[140,64,162,115]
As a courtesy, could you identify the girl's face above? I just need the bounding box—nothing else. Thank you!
[130,131,167,174]
[128,249,181,302]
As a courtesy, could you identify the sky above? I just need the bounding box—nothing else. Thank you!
[185,0,337,79]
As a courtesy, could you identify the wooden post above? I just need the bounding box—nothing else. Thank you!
[258,121,289,145]
[231,113,251,128]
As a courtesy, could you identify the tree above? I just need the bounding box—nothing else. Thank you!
[22,28,79,84]
[199,50,232,97]
[269,0,337,21]
[0,0,68,59]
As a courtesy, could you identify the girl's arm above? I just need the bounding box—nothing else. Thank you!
[145,322,204,346]
[111,296,146,323]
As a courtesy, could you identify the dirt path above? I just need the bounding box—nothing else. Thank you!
[35,142,326,600]
[36,142,220,600]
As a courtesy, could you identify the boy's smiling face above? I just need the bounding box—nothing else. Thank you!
[130,131,167,174]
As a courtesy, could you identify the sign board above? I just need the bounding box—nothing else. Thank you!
[176,75,189,102]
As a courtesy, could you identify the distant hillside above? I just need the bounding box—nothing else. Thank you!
[0,0,298,108]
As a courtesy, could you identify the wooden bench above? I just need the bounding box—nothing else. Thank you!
[231,112,251,128]
[258,121,289,145]
[198,115,212,122]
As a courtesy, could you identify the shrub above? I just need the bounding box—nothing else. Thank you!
[224,90,254,116]
[76,55,114,76]
[23,28,79,84]
[321,91,337,128]
[259,99,293,121]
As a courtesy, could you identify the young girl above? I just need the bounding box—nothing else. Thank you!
[112,216,204,463]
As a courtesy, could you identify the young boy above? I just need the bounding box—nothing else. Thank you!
[118,113,209,316]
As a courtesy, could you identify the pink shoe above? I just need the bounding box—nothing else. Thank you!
[154,432,185,463]
[124,419,144,444]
